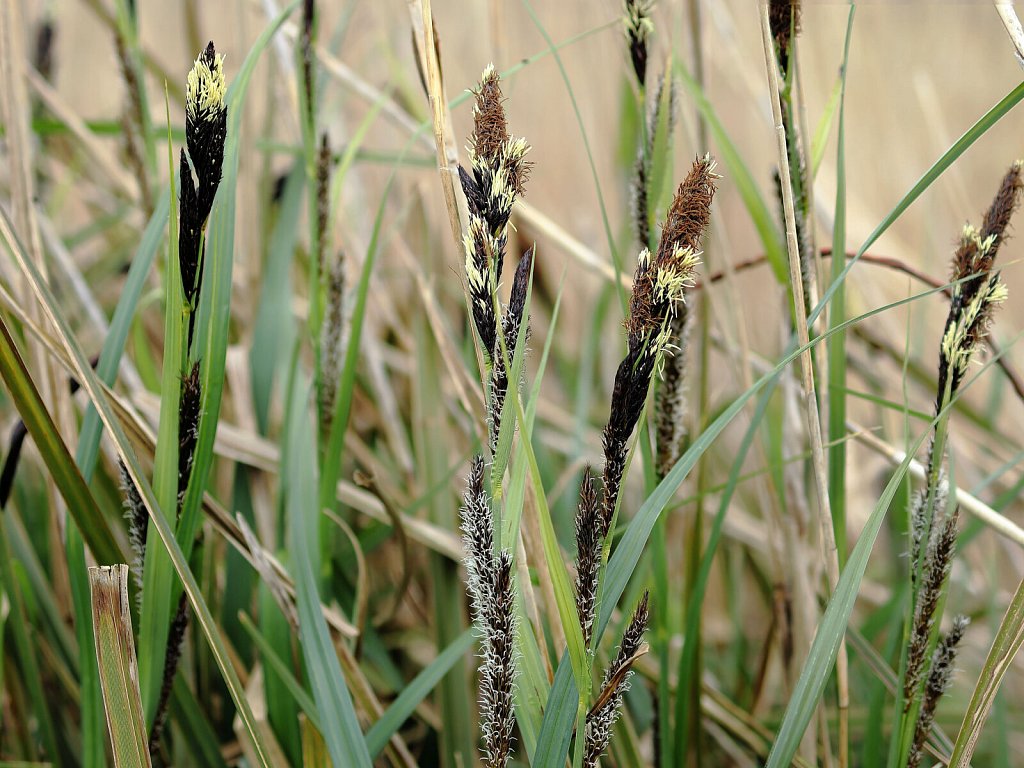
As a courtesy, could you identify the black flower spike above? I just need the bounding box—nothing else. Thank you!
[458,457,518,768]
[574,469,601,648]
[177,361,202,508]
[908,616,968,768]
[184,41,227,221]
[179,42,228,349]
[489,246,534,453]
[937,162,1021,408]
[584,592,650,768]
[623,0,654,87]
[460,65,530,375]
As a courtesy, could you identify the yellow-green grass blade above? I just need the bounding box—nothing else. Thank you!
[89,564,152,768]
[828,5,855,565]
[138,88,184,723]
[282,364,371,767]
[811,76,843,179]
[301,717,331,768]
[948,576,1024,767]
[0,194,275,768]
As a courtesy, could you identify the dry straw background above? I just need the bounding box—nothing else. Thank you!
[10,0,1024,762]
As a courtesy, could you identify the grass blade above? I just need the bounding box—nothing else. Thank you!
[138,88,184,722]
[0,191,276,768]
[365,627,476,758]
[828,6,855,562]
[947,577,1024,767]
[0,316,120,564]
[89,564,152,768]
[283,366,372,768]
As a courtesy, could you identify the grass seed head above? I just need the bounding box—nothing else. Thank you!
[584,592,650,768]
[186,42,227,127]
[623,0,654,87]
[471,65,509,166]
[574,469,602,648]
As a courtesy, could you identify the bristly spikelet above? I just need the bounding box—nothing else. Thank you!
[583,593,650,768]
[905,506,960,708]
[602,157,717,529]
[489,247,534,454]
[623,0,654,87]
[458,457,518,767]
[908,615,968,768]
[937,162,1021,405]
[574,470,601,649]
[460,456,495,611]
[480,552,517,767]
[119,460,148,590]
[177,362,202,508]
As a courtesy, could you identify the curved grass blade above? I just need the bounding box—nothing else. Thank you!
[138,89,184,721]
[764,338,1021,768]
[0,189,276,768]
[809,77,1024,330]
[948,576,1024,767]
[283,368,372,768]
